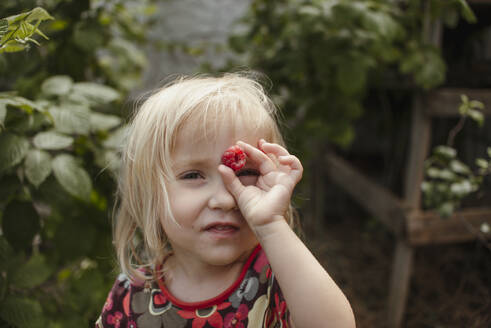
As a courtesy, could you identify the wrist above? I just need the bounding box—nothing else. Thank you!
[252,217,291,242]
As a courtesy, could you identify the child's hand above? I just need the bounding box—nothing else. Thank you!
[218,139,302,233]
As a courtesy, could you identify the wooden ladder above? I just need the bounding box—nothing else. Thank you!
[323,2,491,326]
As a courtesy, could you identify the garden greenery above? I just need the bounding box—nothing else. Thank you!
[226,0,486,218]
[0,1,156,326]
[422,96,491,218]
[227,0,475,148]
[0,1,487,327]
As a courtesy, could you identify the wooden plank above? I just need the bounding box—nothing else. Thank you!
[325,152,406,236]
[426,88,491,117]
[387,240,414,328]
[467,0,491,4]
[408,208,491,245]
[404,94,432,210]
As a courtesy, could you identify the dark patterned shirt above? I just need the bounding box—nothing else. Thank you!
[96,245,291,327]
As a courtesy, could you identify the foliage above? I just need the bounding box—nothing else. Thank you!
[0,0,156,95]
[422,95,490,219]
[226,0,475,149]
[0,1,156,326]
[0,7,53,53]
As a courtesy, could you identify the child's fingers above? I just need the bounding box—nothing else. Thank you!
[237,141,276,174]
[278,155,303,184]
[259,140,290,158]
[218,164,245,197]
[260,141,298,173]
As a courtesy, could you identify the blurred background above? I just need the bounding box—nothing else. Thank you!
[0,0,490,327]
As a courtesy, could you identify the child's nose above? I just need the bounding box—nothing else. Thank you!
[208,179,237,211]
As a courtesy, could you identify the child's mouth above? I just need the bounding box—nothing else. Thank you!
[204,224,239,235]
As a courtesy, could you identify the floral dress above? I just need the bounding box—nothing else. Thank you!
[96,245,291,328]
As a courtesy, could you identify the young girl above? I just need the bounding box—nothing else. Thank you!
[96,73,355,328]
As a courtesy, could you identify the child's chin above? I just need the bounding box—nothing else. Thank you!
[203,245,256,266]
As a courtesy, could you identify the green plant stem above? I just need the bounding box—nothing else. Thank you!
[447,116,466,147]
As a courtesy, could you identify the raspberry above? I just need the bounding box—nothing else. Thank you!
[221,145,246,171]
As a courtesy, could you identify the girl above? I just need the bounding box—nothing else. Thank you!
[96,73,355,328]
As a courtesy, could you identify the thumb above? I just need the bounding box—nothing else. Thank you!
[218,164,245,199]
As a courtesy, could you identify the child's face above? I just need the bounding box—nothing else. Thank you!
[163,120,262,267]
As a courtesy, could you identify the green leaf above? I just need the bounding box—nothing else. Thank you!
[475,158,488,170]
[434,145,457,159]
[457,0,477,23]
[33,130,73,150]
[449,159,471,175]
[0,175,20,206]
[25,7,54,23]
[48,105,90,135]
[0,236,14,269]
[73,24,105,52]
[421,181,432,193]
[24,149,52,187]
[469,100,484,110]
[336,60,367,96]
[52,154,92,201]
[427,167,441,179]
[0,42,27,53]
[362,11,401,41]
[90,112,121,131]
[0,103,6,126]
[1,200,40,251]
[0,296,44,328]
[94,149,120,172]
[439,169,457,180]
[468,109,484,126]
[11,254,52,288]
[41,75,73,97]
[450,180,473,197]
[109,38,148,68]
[0,133,29,173]
[7,96,43,113]
[4,12,27,25]
[103,126,128,148]
[71,82,120,105]
[0,19,7,39]
[438,202,454,218]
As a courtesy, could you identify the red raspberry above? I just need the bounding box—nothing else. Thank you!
[221,145,246,171]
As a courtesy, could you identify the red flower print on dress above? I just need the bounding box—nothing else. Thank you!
[103,292,113,311]
[178,303,231,328]
[106,311,123,328]
[149,289,172,315]
[253,251,268,273]
[224,304,249,328]
[272,293,288,327]
[123,292,130,316]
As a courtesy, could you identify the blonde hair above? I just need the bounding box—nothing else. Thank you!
[114,72,297,282]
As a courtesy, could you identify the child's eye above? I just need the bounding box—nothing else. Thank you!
[236,169,259,177]
[236,169,260,186]
[180,171,203,180]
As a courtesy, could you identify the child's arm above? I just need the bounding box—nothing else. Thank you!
[219,140,356,328]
